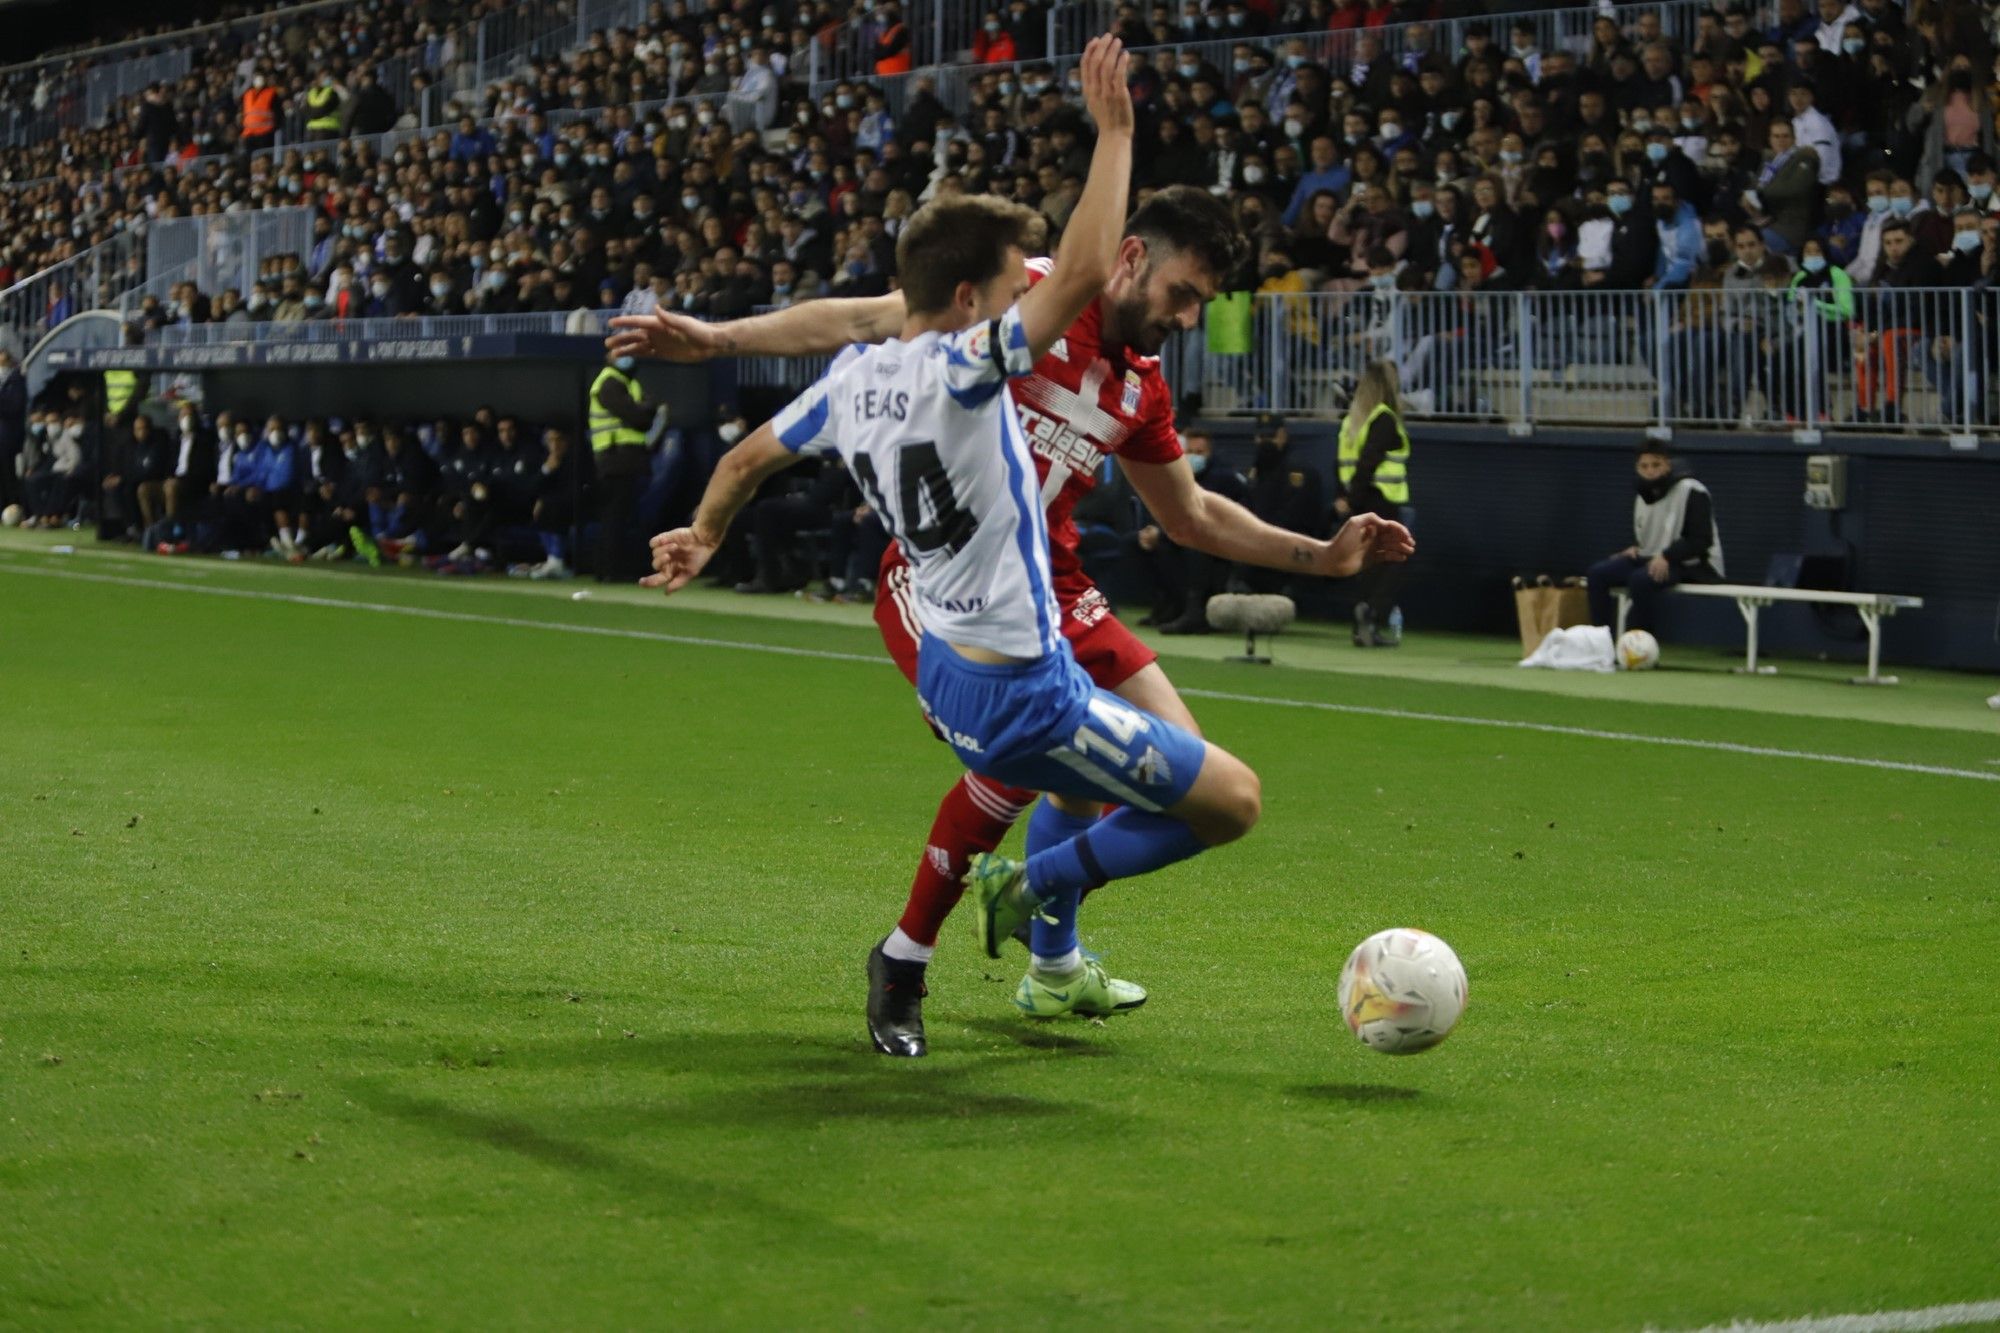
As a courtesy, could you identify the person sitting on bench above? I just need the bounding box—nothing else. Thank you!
[1587,442,1725,634]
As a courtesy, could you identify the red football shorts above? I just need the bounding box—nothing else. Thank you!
[872,547,1156,691]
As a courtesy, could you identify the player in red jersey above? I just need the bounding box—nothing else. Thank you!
[610,186,1411,1055]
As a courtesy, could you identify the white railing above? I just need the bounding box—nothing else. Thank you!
[149,309,614,345]
[0,231,144,359]
[1154,286,1997,439]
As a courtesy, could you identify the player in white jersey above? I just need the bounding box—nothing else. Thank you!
[642,38,1273,1024]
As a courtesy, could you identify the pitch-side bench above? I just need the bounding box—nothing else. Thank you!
[1613,583,1925,685]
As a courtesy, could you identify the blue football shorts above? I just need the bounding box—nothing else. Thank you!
[913,634,1206,811]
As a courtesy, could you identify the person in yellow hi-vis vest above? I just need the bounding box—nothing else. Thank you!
[103,369,139,422]
[303,71,346,138]
[1335,359,1411,647]
[588,350,658,581]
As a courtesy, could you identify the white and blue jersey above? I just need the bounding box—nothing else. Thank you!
[770,305,1059,660]
[766,302,1204,812]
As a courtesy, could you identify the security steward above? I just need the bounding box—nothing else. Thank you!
[588,350,659,581]
[1334,358,1412,647]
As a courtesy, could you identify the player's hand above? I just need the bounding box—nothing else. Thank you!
[1647,554,1670,583]
[1077,34,1132,138]
[605,309,728,363]
[1321,512,1414,578]
[641,527,717,594]
[1137,523,1160,552]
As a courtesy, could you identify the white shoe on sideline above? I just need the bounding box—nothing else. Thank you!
[447,543,474,561]
[529,556,570,580]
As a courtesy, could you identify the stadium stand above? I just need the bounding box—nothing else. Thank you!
[6,0,2000,578]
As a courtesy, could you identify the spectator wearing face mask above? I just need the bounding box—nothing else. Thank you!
[972,11,1016,65]
[1588,181,1658,289]
[162,403,216,545]
[22,411,84,528]
[240,70,280,151]
[360,271,403,319]
[242,416,303,557]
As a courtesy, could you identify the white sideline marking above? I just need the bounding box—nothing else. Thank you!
[8,562,1997,786]
[1657,1298,2000,1333]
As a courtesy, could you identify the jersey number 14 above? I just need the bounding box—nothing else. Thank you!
[852,441,979,561]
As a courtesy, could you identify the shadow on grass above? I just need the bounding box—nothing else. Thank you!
[957,1016,1121,1055]
[348,1081,872,1241]
[1288,1083,1422,1104]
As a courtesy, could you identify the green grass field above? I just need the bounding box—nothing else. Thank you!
[5,532,1999,1331]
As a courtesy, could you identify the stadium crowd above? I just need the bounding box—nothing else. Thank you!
[6,0,2000,579]
[12,387,591,577]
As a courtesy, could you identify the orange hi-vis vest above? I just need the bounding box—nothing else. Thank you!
[241,85,277,138]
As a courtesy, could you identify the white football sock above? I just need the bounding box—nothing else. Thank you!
[1031,948,1082,978]
[882,927,933,964]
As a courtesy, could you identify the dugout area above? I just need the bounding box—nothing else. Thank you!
[46,334,719,572]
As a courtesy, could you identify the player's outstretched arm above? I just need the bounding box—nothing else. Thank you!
[1120,455,1414,578]
[606,295,907,363]
[642,422,797,593]
[1016,34,1132,361]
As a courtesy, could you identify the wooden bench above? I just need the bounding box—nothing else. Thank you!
[1613,583,1924,685]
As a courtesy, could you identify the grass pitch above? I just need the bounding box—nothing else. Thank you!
[4,535,1998,1331]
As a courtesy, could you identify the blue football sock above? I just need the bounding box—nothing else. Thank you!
[1024,799,1097,962]
[1026,807,1206,904]
[538,530,565,560]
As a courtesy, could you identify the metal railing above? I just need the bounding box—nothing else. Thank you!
[1155,286,1996,439]
[818,0,1718,116]
[149,309,613,345]
[0,231,145,359]
[119,208,315,316]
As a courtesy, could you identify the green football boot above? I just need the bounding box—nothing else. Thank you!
[968,853,1039,960]
[1013,958,1148,1019]
[348,525,382,568]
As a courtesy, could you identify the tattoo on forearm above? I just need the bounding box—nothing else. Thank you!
[719,330,739,355]
[1290,544,1314,566]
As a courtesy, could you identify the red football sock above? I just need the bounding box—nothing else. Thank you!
[895,774,1034,946]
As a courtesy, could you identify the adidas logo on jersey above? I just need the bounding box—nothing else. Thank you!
[1049,337,1070,362]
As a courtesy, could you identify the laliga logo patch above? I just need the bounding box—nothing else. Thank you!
[968,324,991,361]
[1120,370,1142,416]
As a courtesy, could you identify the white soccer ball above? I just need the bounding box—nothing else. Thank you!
[1338,928,1468,1054]
[1617,628,1660,671]
[0,503,22,527]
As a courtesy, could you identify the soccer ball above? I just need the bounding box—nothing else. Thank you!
[0,504,22,527]
[1617,628,1660,671]
[1338,928,1468,1054]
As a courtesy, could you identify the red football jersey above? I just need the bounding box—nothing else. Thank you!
[1011,256,1182,592]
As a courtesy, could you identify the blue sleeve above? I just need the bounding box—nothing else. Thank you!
[1282,177,1310,228]
[266,444,298,492]
[771,380,835,455]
